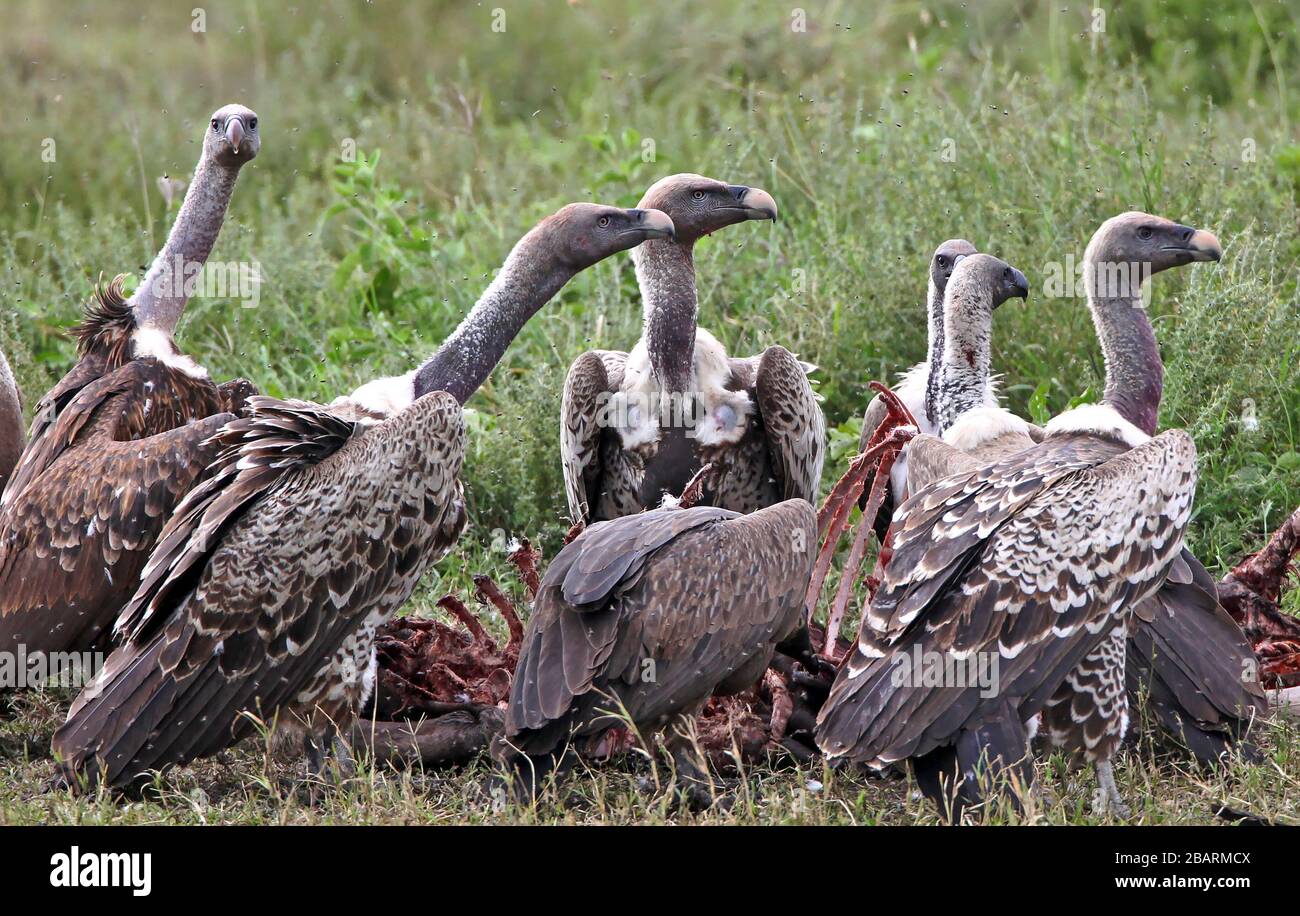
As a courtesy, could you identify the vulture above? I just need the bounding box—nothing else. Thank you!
[907,214,1266,774]
[856,239,1000,529]
[0,105,260,659]
[497,498,817,803]
[561,173,824,524]
[0,347,21,492]
[51,203,676,792]
[816,215,1235,820]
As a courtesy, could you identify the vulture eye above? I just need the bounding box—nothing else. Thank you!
[211,119,220,131]
[248,117,258,130]
[597,216,611,228]
[1137,226,1153,240]
[692,190,706,201]
[936,255,948,268]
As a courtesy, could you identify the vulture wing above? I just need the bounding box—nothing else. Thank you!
[817,430,1199,768]
[900,434,981,494]
[560,349,627,523]
[507,499,815,756]
[0,361,232,654]
[753,345,824,504]
[53,392,469,790]
[1127,548,1268,763]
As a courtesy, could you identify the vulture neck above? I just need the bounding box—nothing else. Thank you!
[1084,257,1163,437]
[413,234,574,405]
[920,274,944,428]
[928,293,991,435]
[635,238,698,394]
[132,154,243,336]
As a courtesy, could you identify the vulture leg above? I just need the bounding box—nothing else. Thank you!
[1091,760,1130,819]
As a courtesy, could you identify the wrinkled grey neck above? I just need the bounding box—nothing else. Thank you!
[132,154,243,335]
[921,274,944,427]
[634,238,698,393]
[1085,258,1163,436]
[928,287,992,435]
[413,236,575,405]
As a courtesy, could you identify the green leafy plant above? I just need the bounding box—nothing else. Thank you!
[323,150,436,313]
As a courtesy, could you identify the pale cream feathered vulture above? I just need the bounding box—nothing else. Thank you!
[561,174,824,523]
[817,216,1240,820]
[904,214,1265,779]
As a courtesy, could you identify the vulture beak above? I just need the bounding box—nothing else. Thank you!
[629,208,676,242]
[1184,227,1222,262]
[1009,266,1030,300]
[224,117,246,154]
[727,185,779,222]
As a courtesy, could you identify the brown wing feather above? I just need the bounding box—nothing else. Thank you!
[24,276,135,451]
[54,392,469,791]
[0,360,230,654]
[560,350,624,524]
[1126,547,1268,763]
[114,396,361,646]
[507,499,815,756]
[754,345,824,504]
[817,430,1199,767]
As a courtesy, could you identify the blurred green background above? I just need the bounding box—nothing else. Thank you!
[0,0,1296,583]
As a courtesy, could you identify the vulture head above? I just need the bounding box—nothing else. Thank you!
[205,104,261,168]
[946,253,1030,314]
[637,173,778,243]
[930,238,979,295]
[539,203,675,270]
[1085,211,1221,289]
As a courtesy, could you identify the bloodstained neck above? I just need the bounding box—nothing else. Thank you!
[921,273,945,428]
[928,288,992,434]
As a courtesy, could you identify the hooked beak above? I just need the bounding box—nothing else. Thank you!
[224,117,246,154]
[1005,267,1030,304]
[628,208,676,242]
[726,185,779,222]
[1184,227,1222,262]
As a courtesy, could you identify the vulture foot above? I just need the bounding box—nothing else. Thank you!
[1090,760,1131,819]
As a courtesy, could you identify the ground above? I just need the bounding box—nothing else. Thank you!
[0,0,1298,824]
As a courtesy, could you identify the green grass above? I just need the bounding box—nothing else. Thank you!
[1,0,1298,824]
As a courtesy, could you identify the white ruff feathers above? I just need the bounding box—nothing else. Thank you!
[1044,403,1151,447]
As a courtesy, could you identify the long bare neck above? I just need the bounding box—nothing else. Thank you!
[1085,258,1163,436]
[413,236,574,405]
[928,291,992,434]
[921,274,944,427]
[132,155,242,335]
[634,238,698,393]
